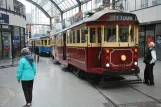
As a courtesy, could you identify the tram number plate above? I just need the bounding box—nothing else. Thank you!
[119,64,126,67]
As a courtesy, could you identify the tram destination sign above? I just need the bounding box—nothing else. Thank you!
[0,13,9,24]
[108,13,137,22]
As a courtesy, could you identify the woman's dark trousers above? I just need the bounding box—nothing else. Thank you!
[21,80,34,104]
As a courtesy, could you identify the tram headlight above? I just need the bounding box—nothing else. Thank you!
[106,63,110,67]
[121,55,126,61]
[134,62,138,65]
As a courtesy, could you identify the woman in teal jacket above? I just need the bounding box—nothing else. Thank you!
[16,48,36,107]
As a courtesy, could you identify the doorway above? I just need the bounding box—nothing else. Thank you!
[0,31,12,66]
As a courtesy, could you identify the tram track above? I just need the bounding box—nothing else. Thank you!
[127,84,161,104]
[92,83,161,107]
[90,84,120,107]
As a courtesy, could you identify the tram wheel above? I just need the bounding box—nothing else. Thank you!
[77,69,85,79]
[86,73,102,85]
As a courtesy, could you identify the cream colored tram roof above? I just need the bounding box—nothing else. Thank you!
[53,8,122,36]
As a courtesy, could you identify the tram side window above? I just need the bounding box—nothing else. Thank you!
[98,28,101,43]
[90,28,96,43]
[70,32,72,43]
[45,40,47,46]
[119,25,129,42]
[104,26,116,42]
[131,26,134,42]
[41,40,43,45]
[77,30,80,43]
[73,31,75,43]
[81,29,86,43]
[67,33,69,44]
[48,40,50,45]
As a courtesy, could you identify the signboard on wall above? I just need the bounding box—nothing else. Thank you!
[0,13,9,24]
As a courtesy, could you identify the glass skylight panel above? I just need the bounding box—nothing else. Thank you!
[64,0,72,7]
[59,3,66,10]
[62,2,69,8]
[71,0,77,4]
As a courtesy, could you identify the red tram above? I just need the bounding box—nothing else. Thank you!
[52,8,140,83]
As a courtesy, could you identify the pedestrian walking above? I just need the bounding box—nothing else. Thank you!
[143,42,156,86]
[16,48,36,107]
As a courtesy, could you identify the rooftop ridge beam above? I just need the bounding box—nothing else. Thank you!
[49,0,63,13]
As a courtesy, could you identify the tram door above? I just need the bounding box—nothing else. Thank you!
[87,27,102,68]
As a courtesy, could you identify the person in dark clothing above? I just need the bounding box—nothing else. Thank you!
[143,42,156,86]
[16,48,36,107]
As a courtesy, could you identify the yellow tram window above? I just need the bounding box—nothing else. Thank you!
[45,40,47,45]
[70,32,72,43]
[48,40,50,45]
[104,26,116,42]
[41,40,43,45]
[98,28,101,43]
[119,25,129,42]
[81,29,86,43]
[90,28,96,43]
[131,26,134,42]
[77,30,80,43]
[73,31,75,43]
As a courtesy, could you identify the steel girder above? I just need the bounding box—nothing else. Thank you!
[26,0,51,18]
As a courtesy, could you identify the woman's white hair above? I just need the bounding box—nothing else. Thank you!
[21,48,31,56]
[149,42,155,47]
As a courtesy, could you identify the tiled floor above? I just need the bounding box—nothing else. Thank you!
[0,57,161,107]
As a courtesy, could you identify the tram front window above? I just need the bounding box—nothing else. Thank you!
[104,26,116,42]
[119,25,129,42]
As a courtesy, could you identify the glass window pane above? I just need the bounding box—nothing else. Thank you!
[81,29,86,43]
[131,26,134,42]
[2,25,11,29]
[73,31,75,43]
[14,27,20,58]
[21,28,25,48]
[98,28,101,43]
[104,25,116,42]
[119,25,129,42]
[2,32,12,59]
[77,30,80,43]
[90,28,96,43]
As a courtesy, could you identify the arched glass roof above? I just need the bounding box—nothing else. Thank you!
[26,0,91,18]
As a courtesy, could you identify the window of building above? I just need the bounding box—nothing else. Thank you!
[152,0,161,5]
[141,0,148,8]
[90,28,96,43]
